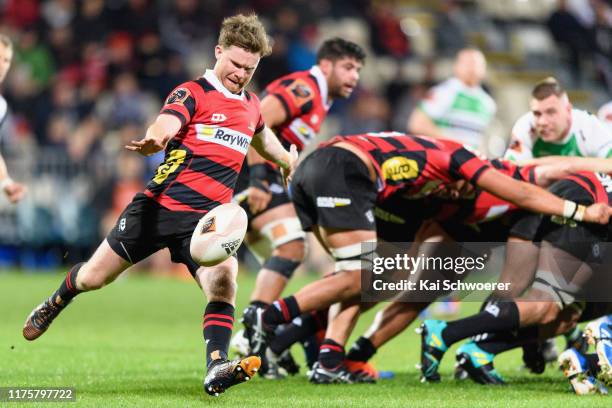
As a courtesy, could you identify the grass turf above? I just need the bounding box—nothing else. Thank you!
[0,271,607,407]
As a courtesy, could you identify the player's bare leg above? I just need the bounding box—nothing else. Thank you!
[239,204,305,376]
[197,257,261,396]
[249,203,305,304]
[253,228,374,355]
[23,239,130,340]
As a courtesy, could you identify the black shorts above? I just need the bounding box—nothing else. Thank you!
[290,146,378,232]
[375,195,441,242]
[440,213,520,243]
[509,179,608,261]
[234,162,291,224]
[106,193,202,276]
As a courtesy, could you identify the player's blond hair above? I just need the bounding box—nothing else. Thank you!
[218,14,271,57]
[0,33,13,49]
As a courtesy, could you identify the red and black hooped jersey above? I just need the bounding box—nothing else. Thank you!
[144,69,265,212]
[436,159,538,224]
[322,132,492,201]
[263,65,331,152]
[564,171,612,205]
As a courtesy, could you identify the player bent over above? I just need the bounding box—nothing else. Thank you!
[22,14,297,397]
[252,132,612,383]
[418,172,612,390]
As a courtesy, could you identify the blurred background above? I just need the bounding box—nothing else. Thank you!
[0,0,611,273]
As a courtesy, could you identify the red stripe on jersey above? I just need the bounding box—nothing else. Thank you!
[175,168,233,205]
[143,189,210,213]
[566,172,609,204]
[182,137,246,173]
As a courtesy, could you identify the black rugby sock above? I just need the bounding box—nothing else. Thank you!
[319,338,345,369]
[203,302,234,368]
[269,310,326,355]
[442,301,520,346]
[262,296,301,328]
[346,336,377,362]
[52,262,84,305]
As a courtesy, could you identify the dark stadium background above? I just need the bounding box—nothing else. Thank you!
[0,0,611,272]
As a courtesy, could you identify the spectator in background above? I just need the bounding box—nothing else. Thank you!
[547,0,597,86]
[407,48,496,151]
[367,0,410,58]
[0,33,26,203]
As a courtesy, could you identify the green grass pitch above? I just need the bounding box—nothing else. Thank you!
[0,271,607,407]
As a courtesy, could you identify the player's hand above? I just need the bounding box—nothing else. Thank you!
[125,137,166,156]
[3,180,26,203]
[247,186,272,215]
[281,144,299,187]
[583,203,612,224]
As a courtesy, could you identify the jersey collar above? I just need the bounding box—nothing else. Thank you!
[310,65,331,110]
[203,69,245,101]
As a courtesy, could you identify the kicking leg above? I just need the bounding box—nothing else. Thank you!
[23,239,131,340]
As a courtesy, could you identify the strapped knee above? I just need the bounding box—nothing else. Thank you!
[330,240,377,272]
[263,256,301,279]
[260,217,305,249]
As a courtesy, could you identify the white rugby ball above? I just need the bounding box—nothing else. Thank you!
[190,203,248,267]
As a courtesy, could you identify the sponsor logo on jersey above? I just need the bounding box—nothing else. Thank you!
[316,196,352,208]
[381,156,419,181]
[119,218,126,231]
[195,124,251,154]
[211,113,227,122]
[289,118,315,144]
[290,80,312,99]
[165,88,190,104]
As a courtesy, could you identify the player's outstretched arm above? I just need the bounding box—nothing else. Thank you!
[0,153,25,203]
[251,126,298,182]
[125,114,182,156]
[407,108,446,139]
[534,156,612,186]
[477,169,612,224]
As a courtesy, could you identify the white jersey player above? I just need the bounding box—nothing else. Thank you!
[409,48,496,149]
[505,78,612,162]
[598,100,612,127]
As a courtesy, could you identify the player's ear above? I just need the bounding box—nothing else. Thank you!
[318,59,333,76]
[214,45,223,60]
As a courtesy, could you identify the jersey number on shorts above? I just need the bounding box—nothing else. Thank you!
[153,149,187,184]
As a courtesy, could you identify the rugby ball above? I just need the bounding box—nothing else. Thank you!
[190,203,248,267]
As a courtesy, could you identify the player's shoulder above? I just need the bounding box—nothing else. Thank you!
[572,108,610,133]
[511,112,533,137]
[267,69,319,98]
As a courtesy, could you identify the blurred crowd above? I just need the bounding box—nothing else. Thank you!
[0,0,611,269]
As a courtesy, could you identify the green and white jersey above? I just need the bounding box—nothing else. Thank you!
[598,101,612,127]
[418,77,497,148]
[504,108,612,162]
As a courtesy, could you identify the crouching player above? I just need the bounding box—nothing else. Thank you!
[419,171,612,392]
[21,14,297,397]
[249,132,612,383]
